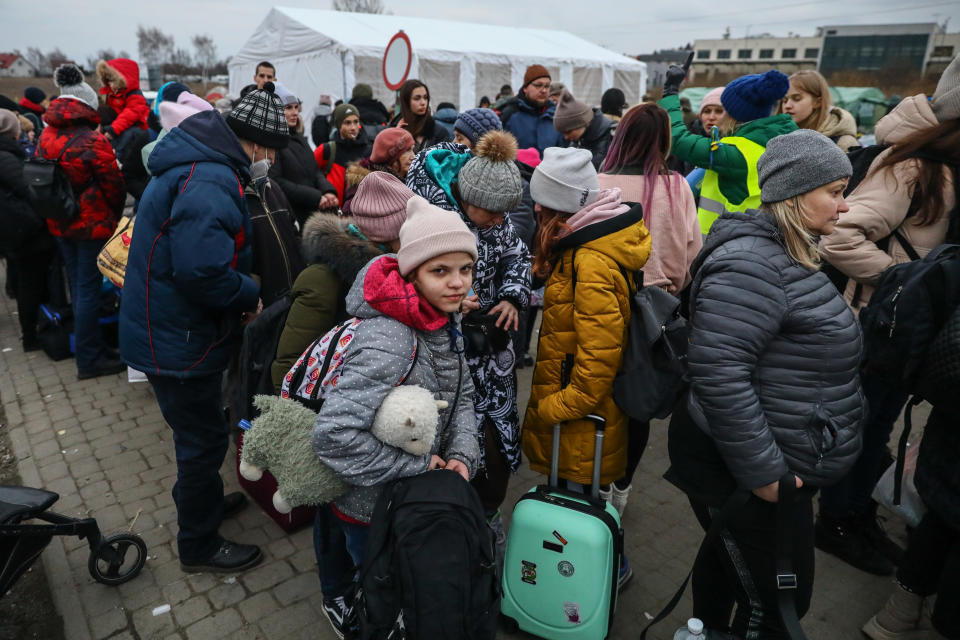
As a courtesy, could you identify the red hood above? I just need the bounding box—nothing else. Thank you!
[43,97,100,129]
[362,256,449,332]
[100,58,140,94]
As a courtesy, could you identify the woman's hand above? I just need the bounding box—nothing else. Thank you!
[489,300,519,331]
[428,455,446,470]
[444,458,470,481]
[318,193,338,210]
[752,475,803,503]
[461,294,480,315]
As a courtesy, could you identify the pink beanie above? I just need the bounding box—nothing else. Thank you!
[516,147,542,168]
[159,92,214,131]
[351,171,414,243]
[699,87,725,117]
[397,196,477,276]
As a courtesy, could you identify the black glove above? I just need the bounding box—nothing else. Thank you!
[663,65,687,97]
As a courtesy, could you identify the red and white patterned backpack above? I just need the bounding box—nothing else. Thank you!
[280,318,417,410]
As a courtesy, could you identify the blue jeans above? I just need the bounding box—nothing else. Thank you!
[819,373,910,518]
[148,373,228,563]
[58,237,107,372]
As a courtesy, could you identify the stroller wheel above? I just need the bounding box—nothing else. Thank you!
[88,533,147,585]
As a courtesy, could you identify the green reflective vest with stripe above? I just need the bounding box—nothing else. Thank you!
[697,136,765,235]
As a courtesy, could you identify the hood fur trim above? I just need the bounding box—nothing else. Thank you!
[346,162,372,189]
[96,60,126,91]
[300,213,385,284]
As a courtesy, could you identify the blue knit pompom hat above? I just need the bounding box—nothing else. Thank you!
[453,108,501,147]
[721,70,790,123]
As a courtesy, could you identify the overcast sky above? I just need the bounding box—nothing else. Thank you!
[2,0,959,64]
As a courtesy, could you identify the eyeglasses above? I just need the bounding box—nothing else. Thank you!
[529,82,550,91]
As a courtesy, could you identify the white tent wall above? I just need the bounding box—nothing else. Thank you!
[229,7,647,130]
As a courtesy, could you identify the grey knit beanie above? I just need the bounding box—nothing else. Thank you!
[457,130,523,213]
[932,54,960,123]
[553,90,593,133]
[530,147,601,213]
[758,129,852,203]
[53,64,99,111]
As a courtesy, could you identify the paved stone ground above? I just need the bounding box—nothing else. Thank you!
[0,267,918,640]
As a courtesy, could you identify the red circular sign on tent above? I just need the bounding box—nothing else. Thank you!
[382,30,412,91]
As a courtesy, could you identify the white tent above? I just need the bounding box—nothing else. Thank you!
[229,7,646,122]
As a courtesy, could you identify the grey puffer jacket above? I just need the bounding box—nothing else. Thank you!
[686,210,864,490]
[311,256,479,523]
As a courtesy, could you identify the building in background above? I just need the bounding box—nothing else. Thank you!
[635,49,691,92]
[0,53,37,78]
[680,23,959,83]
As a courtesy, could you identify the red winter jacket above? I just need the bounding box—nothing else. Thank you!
[96,58,149,137]
[39,98,125,241]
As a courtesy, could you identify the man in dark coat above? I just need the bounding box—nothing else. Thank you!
[499,65,564,154]
[120,85,291,574]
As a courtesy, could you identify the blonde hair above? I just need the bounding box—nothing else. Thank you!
[781,70,833,132]
[764,197,821,270]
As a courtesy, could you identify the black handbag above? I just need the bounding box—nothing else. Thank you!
[460,312,510,357]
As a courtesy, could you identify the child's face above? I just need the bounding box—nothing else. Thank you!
[410,252,474,314]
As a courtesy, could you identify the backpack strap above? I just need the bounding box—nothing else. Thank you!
[776,473,808,640]
[54,132,87,162]
[893,396,922,505]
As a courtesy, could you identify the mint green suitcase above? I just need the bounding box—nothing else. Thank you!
[501,416,622,639]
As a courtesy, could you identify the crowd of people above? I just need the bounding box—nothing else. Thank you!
[1,49,959,640]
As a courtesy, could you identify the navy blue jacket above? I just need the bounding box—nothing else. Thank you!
[501,95,564,154]
[119,110,259,378]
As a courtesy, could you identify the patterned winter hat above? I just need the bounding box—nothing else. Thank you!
[453,108,501,147]
[226,81,289,149]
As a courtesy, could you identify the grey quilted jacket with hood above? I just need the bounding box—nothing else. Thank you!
[686,210,864,490]
[311,257,479,523]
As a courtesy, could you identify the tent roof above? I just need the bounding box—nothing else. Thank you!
[232,7,644,69]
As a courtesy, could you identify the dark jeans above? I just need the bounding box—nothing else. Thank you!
[897,510,960,638]
[314,504,356,600]
[616,419,650,489]
[471,421,511,513]
[819,373,909,518]
[689,493,816,640]
[58,237,107,372]
[148,373,228,563]
[11,247,55,340]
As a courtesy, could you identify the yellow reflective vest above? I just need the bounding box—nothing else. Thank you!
[697,136,765,235]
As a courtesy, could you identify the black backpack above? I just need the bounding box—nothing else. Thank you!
[24,133,86,221]
[353,470,499,640]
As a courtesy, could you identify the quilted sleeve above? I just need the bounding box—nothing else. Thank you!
[311,318,431,486]
[107,92,149,136]
[440,353,480,477]
[537,251,626,424]
[688,250,790,490]
[90,133,126,214]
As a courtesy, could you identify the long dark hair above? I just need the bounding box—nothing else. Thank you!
[600,102,680,223]
[398,79,432,140]
[875,118,960,229]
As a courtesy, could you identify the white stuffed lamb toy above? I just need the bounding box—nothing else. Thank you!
[239,385,448,513]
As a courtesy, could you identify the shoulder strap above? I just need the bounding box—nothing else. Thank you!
[639,489,751,639]
[893,396,922,505]
[776,473,808,640]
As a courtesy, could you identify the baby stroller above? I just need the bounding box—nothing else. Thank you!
[0,485,147,595]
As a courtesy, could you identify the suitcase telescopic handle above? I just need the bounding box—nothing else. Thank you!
[548,415,608,499]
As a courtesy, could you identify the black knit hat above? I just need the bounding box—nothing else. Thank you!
[226,82,288,149]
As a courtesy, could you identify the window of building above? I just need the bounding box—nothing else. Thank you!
[781,48,797,59]
[933,46,954,57]
[759,49,774,59]
[717,49,731,59]
[738,49,753,59]
[697,49,711,60]
[804,48,820,59]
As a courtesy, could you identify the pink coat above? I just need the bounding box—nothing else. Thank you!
[597,171,701,293]
[820,94,955,312]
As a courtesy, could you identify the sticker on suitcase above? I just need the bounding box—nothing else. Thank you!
[563,601,581,624]
[558,560,575,577]
[521,560,537,585]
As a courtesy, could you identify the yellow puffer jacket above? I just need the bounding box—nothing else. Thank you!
[523,204,651,485]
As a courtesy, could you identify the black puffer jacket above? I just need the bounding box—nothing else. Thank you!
[270,133,337,227]
[916,408,960,531]
[245,179,306,307]
[686,210,864,489]
[0,135,48,257]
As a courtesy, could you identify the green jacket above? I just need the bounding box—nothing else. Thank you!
[659,94,797,206]
[270,214,385,390]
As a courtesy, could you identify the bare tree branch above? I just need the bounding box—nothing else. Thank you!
[332,0,385,14]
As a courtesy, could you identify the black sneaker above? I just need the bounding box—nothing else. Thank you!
[322,595,351,640]
[815,514,895,576]
[180,540,262,573]
[77,355,127,380]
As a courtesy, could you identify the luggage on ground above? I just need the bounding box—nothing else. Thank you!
[500,415,622,640]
